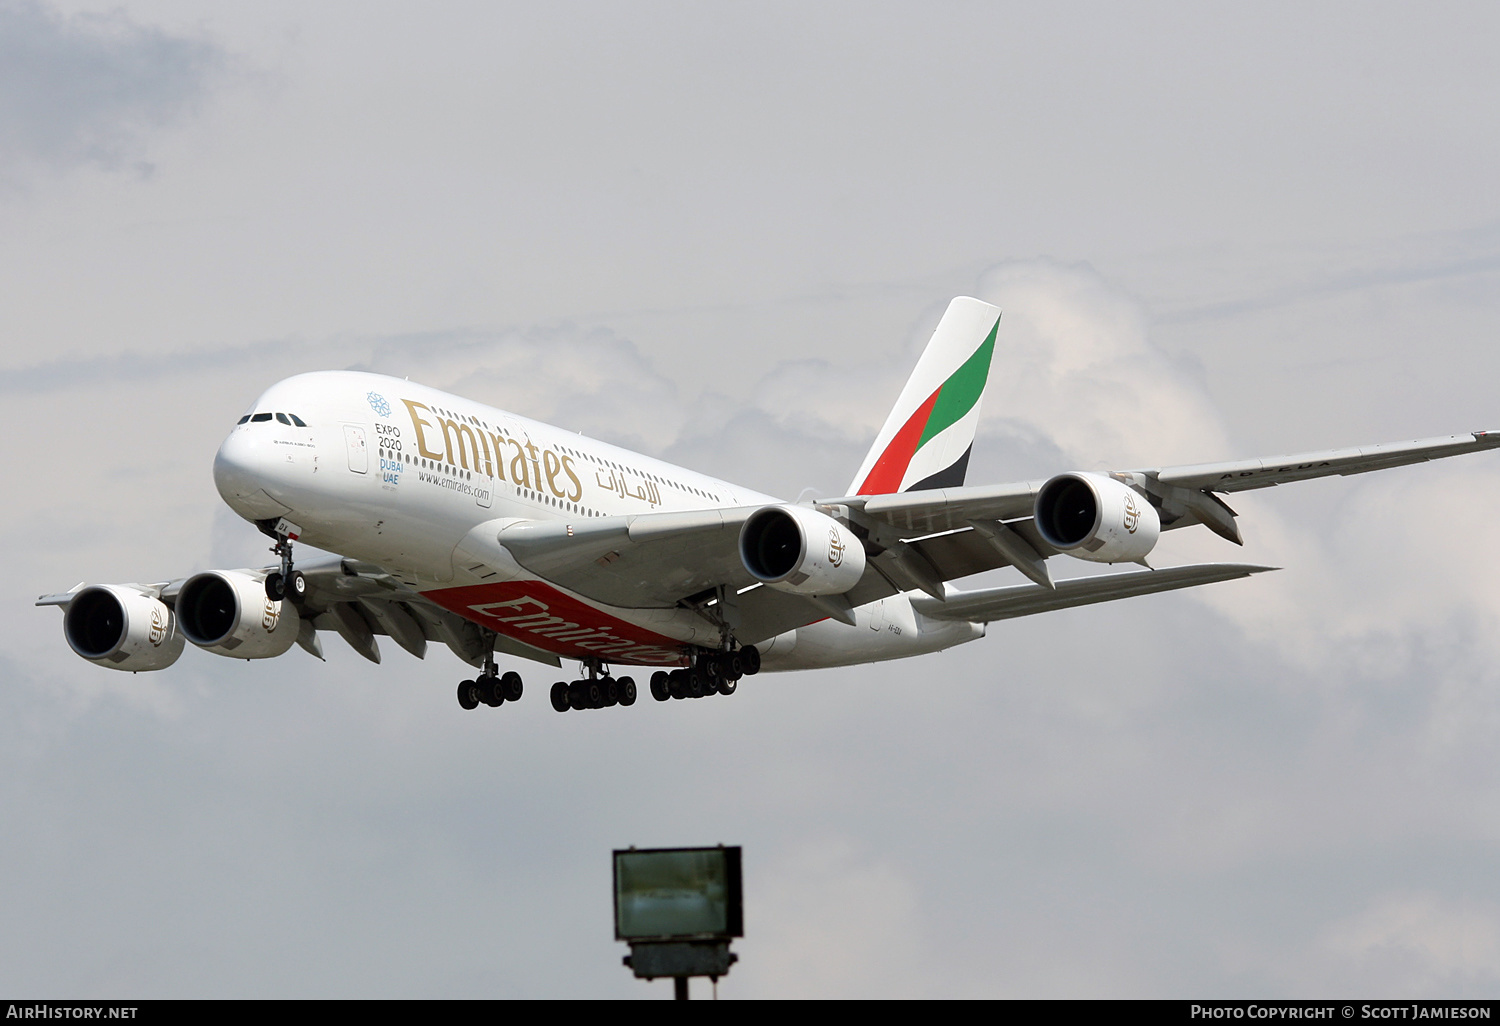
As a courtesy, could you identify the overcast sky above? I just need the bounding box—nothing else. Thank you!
[4,0,1500,998]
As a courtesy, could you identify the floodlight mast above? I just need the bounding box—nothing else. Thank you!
[613,845,743,1000]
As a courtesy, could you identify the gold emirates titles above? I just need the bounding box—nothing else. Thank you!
[400,400,584,500]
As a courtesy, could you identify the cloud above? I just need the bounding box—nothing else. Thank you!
[974,258,1233,470]
[0,0,222,178]
[743,837,927,998]
[1313,894,1500,995]
[357,324,688,454]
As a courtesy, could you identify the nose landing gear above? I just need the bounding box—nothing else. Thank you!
[263,518,306,603]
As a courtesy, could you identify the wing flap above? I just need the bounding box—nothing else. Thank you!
[912,562,1275,623]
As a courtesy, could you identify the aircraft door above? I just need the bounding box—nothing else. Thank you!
[475,461,493,508]
[344,425,368,474]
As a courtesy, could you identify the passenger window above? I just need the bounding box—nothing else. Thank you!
[251,413,273,423]
[275,413,291,425]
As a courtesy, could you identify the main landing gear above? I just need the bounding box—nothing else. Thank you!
[263,520,306,603]
[648,645,761,702]
[456,647,523,711]
[549,659,637,713]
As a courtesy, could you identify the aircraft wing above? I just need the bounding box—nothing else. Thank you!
[288,557,562,668]
[831,431,1500,530]
[39,557,563,669]
[494,508,764,608]
[468,430,1499,644]
[911,562,1276,623]
[1150,431,1500,492]
[828,429,1500,553]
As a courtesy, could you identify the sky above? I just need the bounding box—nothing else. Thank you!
[3,0,1500,998]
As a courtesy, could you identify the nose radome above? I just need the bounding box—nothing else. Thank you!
[214,428,292,519]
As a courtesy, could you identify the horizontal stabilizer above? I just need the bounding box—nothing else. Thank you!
[912,562,1275,623]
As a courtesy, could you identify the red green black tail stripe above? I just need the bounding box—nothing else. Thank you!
[856,316,999,495]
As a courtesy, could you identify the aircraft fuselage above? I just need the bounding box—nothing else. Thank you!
[212,370,981,671]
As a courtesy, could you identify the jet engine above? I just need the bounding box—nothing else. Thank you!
[176,570,301,659]
[739,505,866,596]
[63,585,186,671]
[1034,472,1160,564]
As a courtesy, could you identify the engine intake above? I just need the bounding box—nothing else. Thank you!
[63,585,185,671]
[1034,472,1160,564]
[177,570,300,659]
[739,505,866,596]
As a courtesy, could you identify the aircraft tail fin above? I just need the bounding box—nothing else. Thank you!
[847,296,1001,495]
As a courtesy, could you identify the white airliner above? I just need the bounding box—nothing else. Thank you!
[39,297,1500,712]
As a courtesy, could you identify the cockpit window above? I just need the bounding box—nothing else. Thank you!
[275,413,291,425]
[290,414,307,427]
[237,415,251,425]
[250,413,273,423]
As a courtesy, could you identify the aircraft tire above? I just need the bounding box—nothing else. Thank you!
[479,674,504,707]
[286,571,307,602]
[719,676,737,696]
[650,671,671,702]
[550,681,569,712]
[500,671,523,702]
[601,677,619,707]
[265,572,285,602]
[457,680,480,710]
[618,676,637,706]
[740,646,761,675]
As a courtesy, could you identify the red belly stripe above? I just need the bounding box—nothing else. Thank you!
[424,580,686,666]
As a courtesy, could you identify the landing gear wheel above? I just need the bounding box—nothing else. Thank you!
[457,680,480,710]
[650,671,671,702]
[265,572,285,602]
[500,671,523,702]
[477,674,504,707]
[668,669,687,700]
[601,676,619,707]
[718,676,738,696]
[686,667,705,699]
[568,681,588,711]
[617,676,637,706]
[285,570,307,603]
[741,645,762,675]
[585,680,604,709]
[550,681,570,712]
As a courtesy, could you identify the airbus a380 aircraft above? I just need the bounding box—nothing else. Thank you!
[39,298,1500,713]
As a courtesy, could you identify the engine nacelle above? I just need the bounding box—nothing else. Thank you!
[1034,472,1160,564]
[63,585,186,672]
[176,570,300,659]
[739,505,866,596]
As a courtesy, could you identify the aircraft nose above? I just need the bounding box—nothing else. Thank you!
[214,427,293,519]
